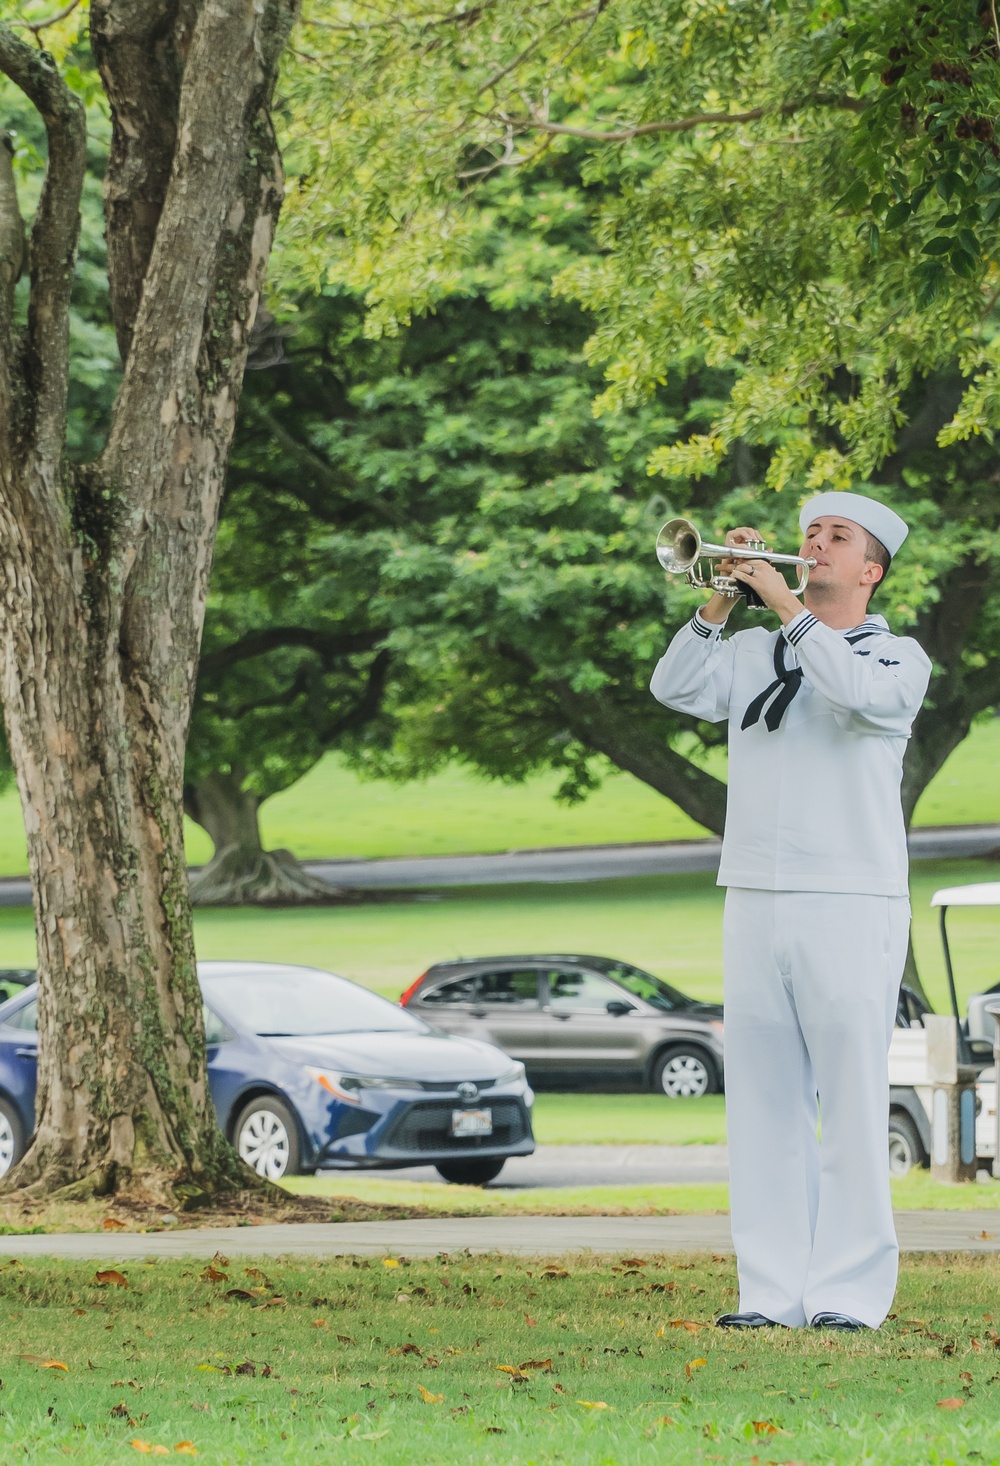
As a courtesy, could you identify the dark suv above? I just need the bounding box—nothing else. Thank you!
[400,954,725,1097]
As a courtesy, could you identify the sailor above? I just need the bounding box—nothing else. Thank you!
[650,491,931,1331]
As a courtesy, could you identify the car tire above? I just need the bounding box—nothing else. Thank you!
[888,1112,925,1178]
[234,1095,302,1181]
[435,1158,506,1186]
[0,1095,24,1181]
[652,1046,716,1099]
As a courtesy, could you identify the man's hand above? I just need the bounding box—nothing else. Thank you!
[699,526,771,625]
[731,557,803,624]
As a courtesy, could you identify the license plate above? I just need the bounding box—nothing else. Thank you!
[451,1108,493,1137]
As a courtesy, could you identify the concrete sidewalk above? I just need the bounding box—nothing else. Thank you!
[0,823,996,905]
[1,1211,997,1260]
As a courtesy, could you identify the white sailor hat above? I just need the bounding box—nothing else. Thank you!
[798,491,909,558]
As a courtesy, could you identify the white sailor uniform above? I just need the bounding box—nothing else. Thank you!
[650,606,931,1327]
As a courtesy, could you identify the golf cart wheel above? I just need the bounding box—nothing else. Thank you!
[435,1158,506,1186]
[652,1046,716,1099]
[234,1095,302,1180]
[0,1096,24,1181]
[888,1112,924,1178]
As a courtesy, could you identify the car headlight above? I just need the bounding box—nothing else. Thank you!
[492,1062,526,1086]
[304,1066,363,1103]
[305,1067,429,1102]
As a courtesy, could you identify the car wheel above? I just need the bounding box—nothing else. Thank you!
[888,1112,924,1178]
[435,1158,506,1186]
[652,1047,715,1099]
[234,1096,302,1180]
[0,1097,24,1180]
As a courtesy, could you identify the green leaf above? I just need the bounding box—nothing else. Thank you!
[868,223,880,258]
[884,201,911,228]
[950,246,979,278]
[920,237,954,256]
[836,178,869,212]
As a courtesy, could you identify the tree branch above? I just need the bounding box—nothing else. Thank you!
[501,92,865,143]
[10,0,83,39]
[0,131,25,442]
[0,133,24,312]
[101,0,294,502]
[550,679,728,836]
[199,626,380,678]
[89,0,200,364]
[241,403,402,525]
[320,648,391,744]
[0,23,86,465]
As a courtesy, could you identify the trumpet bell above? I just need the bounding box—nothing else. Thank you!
[656,517,702,574]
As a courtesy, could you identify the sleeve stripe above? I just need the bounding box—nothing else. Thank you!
[690,613,715,639]
[785,612,819,647]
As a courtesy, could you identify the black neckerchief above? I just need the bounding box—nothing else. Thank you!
[741,624,882,733]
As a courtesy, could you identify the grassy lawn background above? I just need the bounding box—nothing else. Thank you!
[1,1252,998,1464]
[0,859,995,1012]
[0,718,997,876]
[284,1167,1000,1215]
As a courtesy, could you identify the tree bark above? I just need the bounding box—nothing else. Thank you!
[0,1,298,1204]
[185,770,338,906]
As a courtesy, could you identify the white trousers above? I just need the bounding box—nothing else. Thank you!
[722,888,910,1329]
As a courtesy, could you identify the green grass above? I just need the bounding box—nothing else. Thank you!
[0,718,997,876]
[0,859,996,1015]
[2,1253,999,1463]
[283,1168,1000,1215]
[531,1094,728,1146]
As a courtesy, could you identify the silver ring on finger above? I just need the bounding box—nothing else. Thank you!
[747,565,754,576]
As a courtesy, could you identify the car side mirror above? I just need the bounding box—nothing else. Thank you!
[606,1000,634,1017]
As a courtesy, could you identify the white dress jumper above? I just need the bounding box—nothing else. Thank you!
[650,608,931,1327]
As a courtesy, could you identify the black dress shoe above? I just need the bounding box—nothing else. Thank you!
[716,1312,780,1329]
[810,1311,868,1331]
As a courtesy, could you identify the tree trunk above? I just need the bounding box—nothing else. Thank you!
[0,1,298,1203]
[186,770,339,906]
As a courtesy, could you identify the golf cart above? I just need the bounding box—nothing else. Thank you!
[887,882,999,1177]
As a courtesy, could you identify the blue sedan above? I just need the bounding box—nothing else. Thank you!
[0,961,535,1186]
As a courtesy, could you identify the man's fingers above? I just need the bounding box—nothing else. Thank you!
[725,525,765,547]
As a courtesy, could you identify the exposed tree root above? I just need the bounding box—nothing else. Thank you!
[189,844,343,906]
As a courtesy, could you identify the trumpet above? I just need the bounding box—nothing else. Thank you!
[655,517,816,601]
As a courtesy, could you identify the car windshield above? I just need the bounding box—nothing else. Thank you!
[587,960,691,1013]
[203,968,428,1037]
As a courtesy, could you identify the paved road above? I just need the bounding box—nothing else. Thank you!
[2,1211,997,1260]
[319,1144,731,1188]
[0,824,995,905]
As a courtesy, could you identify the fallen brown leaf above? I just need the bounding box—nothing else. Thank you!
[524,1314,538,1327]
[542,1266,570,1279]
[519,1358,553,1373]
[576,1400,611,1410]
[685,1358,708,1379]
[19,1356,69,1371]
[751,1420,779,1435]
[417,1385,443,1404]
[102,1217,126,1232]
[937,1398,964,1410]
[174,1444,198,1455]
[223,1289,255,1303]
[199,1266,227,1284]
[95,1269,129,1289]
